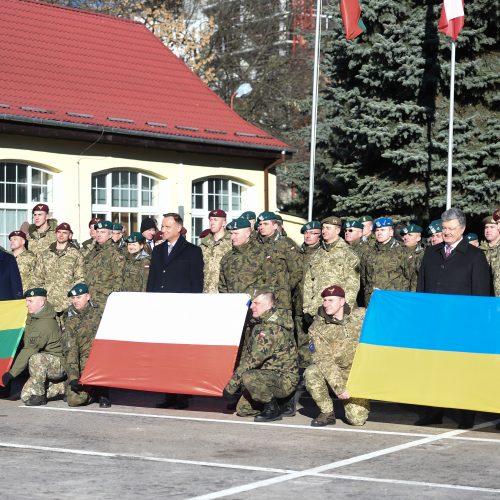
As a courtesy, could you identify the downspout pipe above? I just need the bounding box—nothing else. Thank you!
[264,151,286,211]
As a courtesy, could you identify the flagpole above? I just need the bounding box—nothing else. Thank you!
[308,0,322,221]
[445,41,456,210]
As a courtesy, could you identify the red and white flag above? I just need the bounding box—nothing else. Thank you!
[81,292,250,396]
[439,0,464,40]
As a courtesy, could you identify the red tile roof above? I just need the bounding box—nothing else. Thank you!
[0,0,291,154]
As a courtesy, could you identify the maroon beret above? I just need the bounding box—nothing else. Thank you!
[493,209,500,222]
[321,285,345,298]
[56,222,72,232]
[199,228,211,239]
[32,203,49,213]
[153,230,163,243]
[208,209,227,218]
[9,230,27,240]
[89,217,102,227]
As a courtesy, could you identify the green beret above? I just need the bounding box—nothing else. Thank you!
[112,223,124,231]
[482,215,495,225]
[125,232,145,243]
[359,215,373,222]
[465,232,479,242]
[301,220,321,234]
[427,219,442,235]
[344,220,363,230]
[239,211,256,220]
[67,283,89,297]
[257,211,278,222]
[400,223,423,235]
[94,220,113,230]
[226,218,251,230]
[321,216,342,226]
[24,288,47,298]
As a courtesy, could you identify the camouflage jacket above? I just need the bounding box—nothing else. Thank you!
[256,231,303,310]
[9,302,63,377]
[309,305,365,394]
[219,239,271,296]
[33,242,85,312]
[64,302,101,382]
[480,240,500,296]
[121,249,151,292]
[80,238,96,258]
[15,249,37,292]
[83,238,126,308]
[347,239,369,260]
[303,238,360,314]
[27,218,58,255]
[293,242,320,315]
[201,231,232,293]
[404,242,426,292]
[226,307,299,393]
[360,238,410,305]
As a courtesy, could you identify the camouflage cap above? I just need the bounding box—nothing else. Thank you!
[56,222,72,232]
[493,209,500,222]
[427,219,442,235]
[8,230,27,240]
[374,217,393,228]
[208,209,227,218]
[344,220,363,230]
[257,211,278,222]
[359,215,373,223]
[239,211,256,220]
[112,223,124,231]
[301,220,321,233]
[32,203,49,213]
[125,232,145,243]
[400,223,423,235]
[482,215,495,225]
[321,216,342,226]
[226,218,251,230]
[24,287,47,298]
[465,232,479,242]
[321,285,345,298]
[94,220,113,230]
[89,217,102,227]
[68,283,89,297]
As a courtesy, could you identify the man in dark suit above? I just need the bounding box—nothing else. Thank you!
[147,212,203,408]
[0,249,23,301]
[415,207,491,429]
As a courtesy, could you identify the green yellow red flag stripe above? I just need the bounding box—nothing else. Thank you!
[0,299,27,380]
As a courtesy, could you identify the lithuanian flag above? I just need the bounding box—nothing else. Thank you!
[0,299,26,381]
[347,290,500,413]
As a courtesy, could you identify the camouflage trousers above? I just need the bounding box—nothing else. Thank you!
[66,386,92,407]
[304,363,370,426]
[294,315,312,369]
[21,353,66,402]
[236,369,297,417]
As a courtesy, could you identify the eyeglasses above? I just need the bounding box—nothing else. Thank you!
[345,229,360,233]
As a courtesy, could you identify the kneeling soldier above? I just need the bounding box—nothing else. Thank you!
[223,290,299,422]
[1,288,65,405]
[305,285,370,426]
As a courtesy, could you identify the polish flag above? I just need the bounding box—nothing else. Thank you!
[439,0,465,40]
[81,292,250,396]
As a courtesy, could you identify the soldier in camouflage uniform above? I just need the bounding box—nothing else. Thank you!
[480,214,500,296]
[33,222,85,315]
[427,219,444,246]
[83,220,126,309]
[360,217,410,305]
[27,203,58,255]
[303,216,360,320]
[1,288,65,406]
[9,230,36,291]
[201,209,232,293]
[120,232,151,292]
[360,215,376,247]
[64,283,102,407]
[112,223,127,253]
[344,220,367,258]
[224,290,299,422]
[305,285,369,426]
[401,223,425,292]
[80,217,102,257]
[239,211,257,239]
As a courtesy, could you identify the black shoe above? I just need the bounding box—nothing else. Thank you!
[311,411,336,427]
[458,410,475,430]
[99,396,111,408]
[414,411,443,426]
[25,394,47,406]
[156,394,177,408]
[280,393,296,417]
[175,394,189,410]
[254,398,282,422]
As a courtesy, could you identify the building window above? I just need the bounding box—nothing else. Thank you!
[91,170,159,235]
[191,178,246,245]
[0,163,53,249]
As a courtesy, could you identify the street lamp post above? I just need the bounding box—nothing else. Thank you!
[230,83,253,109]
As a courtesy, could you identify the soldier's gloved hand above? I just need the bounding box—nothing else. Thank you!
[1,372,13,387]
[222,388,239,403]
[69,379,83,394]
[303,313,314,330]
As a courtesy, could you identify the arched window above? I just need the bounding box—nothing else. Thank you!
[191,178,247,244]
[0,162,53,249]
[91,170,159,234]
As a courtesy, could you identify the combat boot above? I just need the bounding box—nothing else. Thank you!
[311,411,336,427]
[99,396,111,408]
[24,394,47,406]
[254,398,282,422]
[280,393,296,417]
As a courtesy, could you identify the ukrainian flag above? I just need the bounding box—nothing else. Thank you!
[0,300,26,381]
[347,290,500,413]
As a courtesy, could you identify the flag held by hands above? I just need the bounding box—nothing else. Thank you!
[439,0,465,40]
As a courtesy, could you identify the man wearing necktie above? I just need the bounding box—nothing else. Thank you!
[415,207,491,429]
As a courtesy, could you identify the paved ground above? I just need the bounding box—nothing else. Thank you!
[1,387,500,499]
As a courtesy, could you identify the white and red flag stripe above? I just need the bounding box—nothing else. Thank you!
[439,0,465,40]
[80,292,250,396]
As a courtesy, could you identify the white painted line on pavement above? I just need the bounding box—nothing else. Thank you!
[190,420,499,499]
